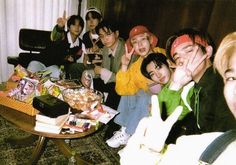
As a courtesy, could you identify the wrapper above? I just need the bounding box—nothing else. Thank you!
[7,77,39,104]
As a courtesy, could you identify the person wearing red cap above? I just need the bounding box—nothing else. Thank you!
[157,28,236,144]
[119,31,236,165]
[106,25,165,148]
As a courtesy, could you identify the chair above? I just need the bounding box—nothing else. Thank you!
[7,28,51,68]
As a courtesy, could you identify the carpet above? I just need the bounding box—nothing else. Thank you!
[0,116,122,165]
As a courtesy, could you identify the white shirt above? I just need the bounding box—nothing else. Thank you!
[67,32,86,63]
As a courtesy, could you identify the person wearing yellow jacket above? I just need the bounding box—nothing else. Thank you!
[106,25,165,148]
[119,31,236,165]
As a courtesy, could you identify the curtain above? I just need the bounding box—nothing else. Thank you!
[0,0,87,83]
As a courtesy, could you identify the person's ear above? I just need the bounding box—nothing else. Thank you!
[149,35,153,46]
[205,45,213,59]
[115,30,119,37]
[167,59,176,69]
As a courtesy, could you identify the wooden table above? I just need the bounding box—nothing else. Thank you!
[0,104,100,165]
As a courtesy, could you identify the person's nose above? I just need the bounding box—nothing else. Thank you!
[138,40,143,47]
[102,35,109,42]
[155,70,162,78]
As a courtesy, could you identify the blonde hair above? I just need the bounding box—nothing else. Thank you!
[214,32,236,78]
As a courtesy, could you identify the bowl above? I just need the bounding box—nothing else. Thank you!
[62,87,102,111]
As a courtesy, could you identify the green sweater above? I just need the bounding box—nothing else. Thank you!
[158,81,194,120]
[158,67,236,134]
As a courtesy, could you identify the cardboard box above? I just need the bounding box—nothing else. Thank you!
[0,81,38,116]
[0,96,38,116]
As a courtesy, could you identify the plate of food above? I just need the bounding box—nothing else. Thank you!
[62,87,103,111]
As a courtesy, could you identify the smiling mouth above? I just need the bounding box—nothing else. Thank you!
[139,48,146,52]
[159,77,165,83]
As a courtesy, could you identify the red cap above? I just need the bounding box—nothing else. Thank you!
[126,25,158,53]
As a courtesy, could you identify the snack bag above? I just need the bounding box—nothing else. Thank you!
[40,79,65,99]
[14,64,30,78]
[9,65,30,82]
[8,77,39,104]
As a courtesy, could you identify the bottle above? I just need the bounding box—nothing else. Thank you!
[68,150,77,165]
[59,65,66,80]
[82,71,93,88]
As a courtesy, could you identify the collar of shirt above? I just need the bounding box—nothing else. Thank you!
[108,41,119,57]
[90,33,99,40]
[67,32,80,48]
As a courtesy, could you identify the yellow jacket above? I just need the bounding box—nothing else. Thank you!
[115,47,165,95]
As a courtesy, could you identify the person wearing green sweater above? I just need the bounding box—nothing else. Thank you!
[119,31,236,165]
[158,28,236,144]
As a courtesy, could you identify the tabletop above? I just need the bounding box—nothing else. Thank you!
[0,104,99,139]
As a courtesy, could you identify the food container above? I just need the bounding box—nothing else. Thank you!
[62,87,103,111]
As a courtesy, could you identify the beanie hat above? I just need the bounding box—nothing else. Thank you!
[126,25,158,52]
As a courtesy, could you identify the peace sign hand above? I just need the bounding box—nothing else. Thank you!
[139,95,183,152]
[120,95,182,157]
[120,44,135,71]
[57,10,67,28]
[170,45,208,90]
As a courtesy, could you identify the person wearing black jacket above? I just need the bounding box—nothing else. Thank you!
[27,12,85,79]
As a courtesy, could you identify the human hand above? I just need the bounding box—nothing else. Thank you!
[170,45,207,90]
[125,95,182,151]
[94,65,102,75]
[65,55,74,62]
[148,82,162,94]
[119,95,182,164]
[92,59,102,65]
[57,10,67,28]
[121,44,135,69]
[139,95,183,152]
[91,44,100,53]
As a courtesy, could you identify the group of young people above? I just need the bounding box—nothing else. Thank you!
[25,7,236,163]
[119,31,236,165]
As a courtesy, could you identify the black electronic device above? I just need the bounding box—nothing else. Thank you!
[33,94,69,118]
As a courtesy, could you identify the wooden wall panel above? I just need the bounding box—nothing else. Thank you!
[99,0,235,49]
[208,0,236,48]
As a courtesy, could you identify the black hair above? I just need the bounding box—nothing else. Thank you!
[85,10,102,21]
[141,53,169,79]
[95,20,119,34]
[67,15,84,31]
[166,28,215,63]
